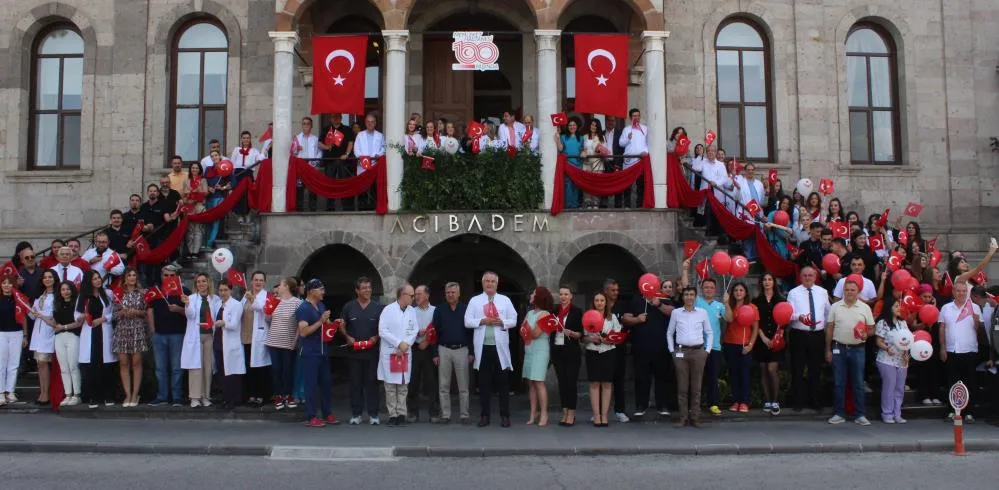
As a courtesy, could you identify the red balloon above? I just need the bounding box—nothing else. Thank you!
[638,272,660,299]
[217,159,234,177]
[913,330,932,343]
[906,277,919,292]
[918,304,939,326]
[736,304,757,327]
[821,253,841,276]
[711,251,732,275]
[773,302,794,326]
[730,255,750,278]
[773,210,790,227]
[582,309,604,334]
[890,269,912,291]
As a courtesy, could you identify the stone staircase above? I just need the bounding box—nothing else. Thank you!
[179,214,262,284]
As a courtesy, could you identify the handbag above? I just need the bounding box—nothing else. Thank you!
[390,352,409,373]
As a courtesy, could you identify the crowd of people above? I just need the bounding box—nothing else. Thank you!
[0,112,997,431]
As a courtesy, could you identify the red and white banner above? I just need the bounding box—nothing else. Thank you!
[311,35,368,115]
[573,34,629,117]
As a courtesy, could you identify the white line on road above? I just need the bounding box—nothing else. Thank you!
[269,446,397,462]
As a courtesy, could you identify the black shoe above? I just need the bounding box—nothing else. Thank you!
[35,399,50,406]
[501,417,511,428]
[478,416,490,427]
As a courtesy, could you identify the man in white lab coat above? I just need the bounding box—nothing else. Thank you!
[378,283,419,426]
[464,271,518,427]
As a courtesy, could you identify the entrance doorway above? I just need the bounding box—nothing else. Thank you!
[422,14,523,125]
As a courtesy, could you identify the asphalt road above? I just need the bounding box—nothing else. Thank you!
[0,452,992,490]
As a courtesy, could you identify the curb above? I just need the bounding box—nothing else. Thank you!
[1,440,998,457]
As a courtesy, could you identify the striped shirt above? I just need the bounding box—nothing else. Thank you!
[265,297,302,350]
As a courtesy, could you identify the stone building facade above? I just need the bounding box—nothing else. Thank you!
[0,0,997,283]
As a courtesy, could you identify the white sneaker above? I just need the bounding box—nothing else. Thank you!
[864,383,873,394]
[104,401,114,407]
[855,416,871,426]
[88,403,99,409]
[882,417,896,424]
[0,397,6,406]
[369,416,380,425]
[657,409,670,417]
[6,394,18,404]
[59,398,70,407]
[763,402,773,413]
[932,399,943,406]
[349,416,362,425]
[828,415,846,424]
[922,398,933,406]
[615,412,630,423]
[68,396,81,406]
[770,403,781,416]
[201,398,212,407]
[895,417,907,424]
[190,399,202,408]
[632,410,646,418]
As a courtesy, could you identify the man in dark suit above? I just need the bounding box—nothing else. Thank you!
[603,116,625,208]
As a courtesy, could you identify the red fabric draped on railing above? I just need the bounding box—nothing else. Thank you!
[187,177,250,223]
[253,157,387,215]
[134,219,188,265]
[551,154,654,215]
[666,153,799,279]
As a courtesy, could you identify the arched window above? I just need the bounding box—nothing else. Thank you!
[715,19,773,162]
[30,26,84,169]
[170,21,228,164]
[846,25,899,165]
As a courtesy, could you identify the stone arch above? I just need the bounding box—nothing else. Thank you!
[404,0,538,32]
[152,1,243,57]
[832,9,914,167]
[8,4,100,171]
[277,0,388,31]
[553,232,655,282]
[558,243,647,301]
[396,232,548,289]
[550,0,662,31]
[279,230,393,290]
[299,243,386,312]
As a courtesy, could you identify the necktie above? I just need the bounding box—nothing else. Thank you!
[202,295,211,327]
[62,266,67,283]
[807,288,816,331]
[216,304,225,322]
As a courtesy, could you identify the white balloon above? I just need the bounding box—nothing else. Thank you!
[211,248,234,274]
[909,339,933,362]
[892,328,913,351]
[795,178,814,197]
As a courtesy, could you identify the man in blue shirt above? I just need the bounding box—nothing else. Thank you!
[296,279,335,428]
[695,278,726,416]
[431,282,472,424]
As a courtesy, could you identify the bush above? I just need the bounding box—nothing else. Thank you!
[400,147,544,212]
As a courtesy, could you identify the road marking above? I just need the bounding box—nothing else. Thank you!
[269,446,396,461]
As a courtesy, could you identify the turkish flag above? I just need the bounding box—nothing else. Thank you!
[322,320,340,343]
[695,259,710,280]
[926,236,938,252]
[674,135,690,156]
[324,128,344,147]
[683,240,701,259]
[13,290,31,311]
[111,287,124,304]
[311,35,368,115]
[705,130,717,146]
[258,126,272,143]
[0,261,17,278]
[745,199,762,217]
[869,234,885,252]
[876,208,890,227]
[972,270,988,286]
[730,159,743,176]
[896,230,909,246]
[390,353,409,373]
[831,221,849,239]
[467,121,484,138]
[904,202,923,217]
[162,276,182,297]
[263,294,280,315]
[573,34,629,117]
[130,220,145,241]
[421,155,436,171]
[886,252,903,272]
[143,287,163,306]
[550,113,568,127]
[818,179,835,195]
[103,251,122,272]
[767,169,779,185]
[227,269,246,289]
[787,243,801,259]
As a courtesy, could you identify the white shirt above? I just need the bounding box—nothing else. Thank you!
[700,159,731,203]
[80,247,125,279]
[413,304,435,343]
[690,155,706,174]
[523,126,540,153]
[667,306,714,353]
[464,292,518,371]
[50,264,84,286]
[941,300,982,354]
[832,277,878,303]
[787,284,831,331]
[404,133,425,155]
[353,130,385,174]
[585,316,622,354]
[618,123,649,168]
[294,132,322,161]
[230,147,265,169]
[735,175,765,207]
[200,155,215,170]
[496,121,526,148]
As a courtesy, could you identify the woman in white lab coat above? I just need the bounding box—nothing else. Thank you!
[212,281,245,409]
[28,270,58,405]
[181,273,220,407]
[76,270,116,408]
[242,271,270,405]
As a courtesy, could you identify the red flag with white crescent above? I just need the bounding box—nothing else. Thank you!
[956,299,974,323]
[311,35,368,115]
[573,34,629,117]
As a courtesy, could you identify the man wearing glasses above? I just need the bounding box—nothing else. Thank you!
[147,265,190,406]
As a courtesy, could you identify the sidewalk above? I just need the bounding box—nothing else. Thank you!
[1,412,996,457]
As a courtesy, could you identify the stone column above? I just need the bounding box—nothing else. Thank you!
[382,30,410,211]
[642,31,669,208]
[268,31,299,213]
[535,30,561,209]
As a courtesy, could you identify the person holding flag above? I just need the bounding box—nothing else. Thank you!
[939,281,983,423]
[0,275,28,405]
[181,273,221,408]
[230,130,264,218]
[465,271,517,428]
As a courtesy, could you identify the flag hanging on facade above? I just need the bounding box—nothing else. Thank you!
[311,35,368,115]
[573,34,629,117]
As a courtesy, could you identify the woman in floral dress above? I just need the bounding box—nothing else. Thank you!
[113,267,148,407]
